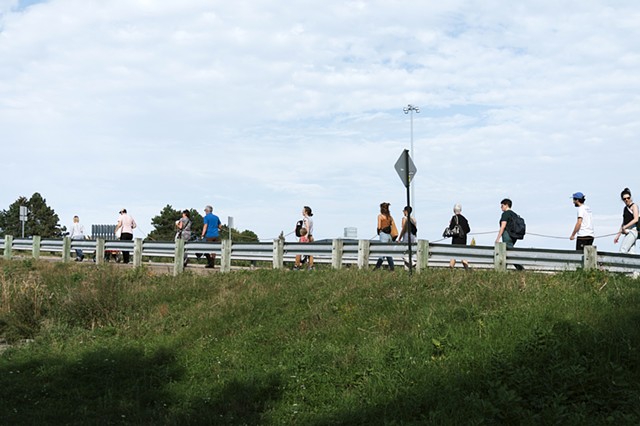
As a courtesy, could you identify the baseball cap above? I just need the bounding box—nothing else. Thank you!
[571,192,585,199]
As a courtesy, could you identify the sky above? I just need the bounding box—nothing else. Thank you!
[1,0,639,252]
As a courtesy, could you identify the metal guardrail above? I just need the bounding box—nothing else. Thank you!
[2,235,640,276]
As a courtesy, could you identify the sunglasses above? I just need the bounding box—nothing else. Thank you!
[622,196,631,201]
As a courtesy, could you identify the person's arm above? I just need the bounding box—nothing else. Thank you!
[115,219,122,233]
[496,221,507,243]
[377,215,382,235]
[201,221,208,238]
[614,221,622,243]
[398,217,407,240]
[570,217,582,240]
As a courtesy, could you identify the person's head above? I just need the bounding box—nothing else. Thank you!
[621,188,632,204]
[73,215,79,223]
[299,227,308,237]
[119,208,127,215]
[380,202,390,216]
[572,192,586,206]
[204,205,213,214]
[303,206,313,217]
[453,203,462,214]
[500,198,512,211]
[182,209,190,218]
[403,206,412,216]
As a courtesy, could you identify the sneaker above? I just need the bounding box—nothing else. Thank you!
[205,264,215,269]
[292,266,300,271]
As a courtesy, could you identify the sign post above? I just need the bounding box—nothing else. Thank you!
[19,206,29,238]
[394,149,417,274]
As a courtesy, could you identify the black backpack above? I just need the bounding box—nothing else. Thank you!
[295,220,304,237]
[508,212,526,240]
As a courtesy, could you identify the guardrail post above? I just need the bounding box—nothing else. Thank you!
[416,240,429,272]
[96,238,105,266]
[62,236,71,263]
[173,238,185,276]
[4,235,13,260]
[583,245,597,270]
[32,235,41,260]
[221,239,232,273]
[133,238,143,268]
[494,242,507,271]
[357,239,370,269]
[331,239,344,269]
[273,238,284,269]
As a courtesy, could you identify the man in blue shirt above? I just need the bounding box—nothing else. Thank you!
[201,205,222,269]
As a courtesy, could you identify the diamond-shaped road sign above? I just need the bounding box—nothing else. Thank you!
[394,150,417,188]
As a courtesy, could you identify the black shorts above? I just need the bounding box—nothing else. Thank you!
[576,236,594,251]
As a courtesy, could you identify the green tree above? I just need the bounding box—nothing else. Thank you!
[220,225,259,242]
[0,193,62,238]
[147,205,203,241]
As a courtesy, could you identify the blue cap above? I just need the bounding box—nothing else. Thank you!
[572,192,585,199]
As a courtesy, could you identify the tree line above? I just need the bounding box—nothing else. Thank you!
[0,193,258,242]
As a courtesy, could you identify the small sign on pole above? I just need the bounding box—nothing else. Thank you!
[394,150,417,188]
[394,150,418,274]
[19,206,28,238]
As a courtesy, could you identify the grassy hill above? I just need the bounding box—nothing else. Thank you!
[1,259,639,425]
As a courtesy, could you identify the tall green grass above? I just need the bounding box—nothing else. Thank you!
[1,259,639,425]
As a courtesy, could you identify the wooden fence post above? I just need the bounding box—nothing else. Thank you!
[96,238,105,266]
[174,238,185,276]
[583,245,597,270]
[416,240,429,272]
[62,237,71,263]
[273,238,284,269]
[4,235,12,260]
[221,239,232,273]
[357,239,370,269]
[32,235,41,260]
[332,239,344,269]
[494,242,507,272]
[133,238,143,268]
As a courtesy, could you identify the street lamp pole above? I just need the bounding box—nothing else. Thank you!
[403,104,420,211]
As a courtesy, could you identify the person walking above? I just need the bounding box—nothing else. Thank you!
[69,215,85,261]
[294,206,315,270]
[115,208,136,264]
[398,206,417,243]
[375,202,397,271]
[495,198,524,271]
[614,188,639,253]
[175,210,192,267]
[448,204,471,269]
[201,205,222,268]
[569,192,594,250]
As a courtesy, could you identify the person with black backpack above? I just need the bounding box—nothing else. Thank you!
[495,198,525,270]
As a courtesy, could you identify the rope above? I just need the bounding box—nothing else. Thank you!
[262,229,621,243]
